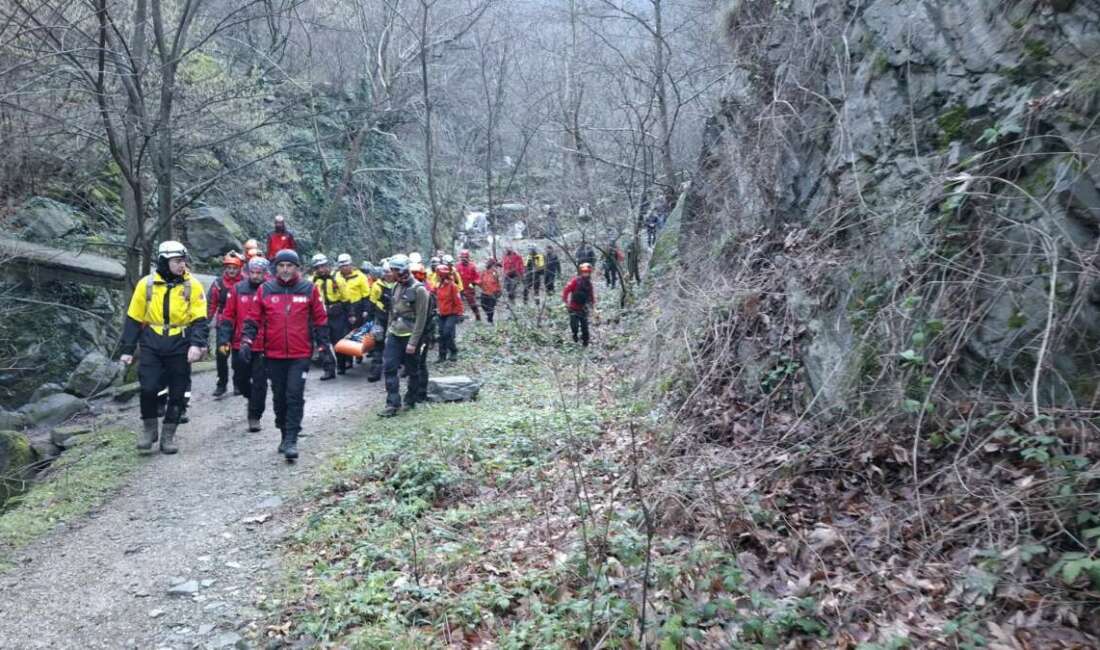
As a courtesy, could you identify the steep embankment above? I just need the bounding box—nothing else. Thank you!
[631,0,1100,645]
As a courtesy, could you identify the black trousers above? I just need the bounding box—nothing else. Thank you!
[140,352,190,423]
[216,345,231,388]
[438,314,459,359]
[569,310,590,346]
[605,265,620,289]
[523,271,544,302]
[235,351,268,419]
[267,358,309,436]
[414,337,431,402]
[383,334,419,408]
[327,308,351,371]
[544,273,556,293]
[480,295,498,323]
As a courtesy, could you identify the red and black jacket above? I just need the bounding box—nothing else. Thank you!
[207,272,242,323]
[217,280,265,352]
[242,276,328,360]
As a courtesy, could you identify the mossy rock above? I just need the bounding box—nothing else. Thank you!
[0,430,39,509]
[647,193,685,278]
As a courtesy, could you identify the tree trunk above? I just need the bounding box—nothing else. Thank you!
[653,0,676,204]
[420,1,442,251]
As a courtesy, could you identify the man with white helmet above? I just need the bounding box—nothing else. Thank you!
[379,254,430,417]
[309,253,347,380]
[118,240,209,454]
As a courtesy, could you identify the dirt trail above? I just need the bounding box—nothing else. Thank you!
[0,363,383,649]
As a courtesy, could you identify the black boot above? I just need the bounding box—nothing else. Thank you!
[283,430,298,461]
[138,419,159,451]
[248,417,262,433]
[213,384,227,398]
[160,422,179,454]
[320,369,336,381]
[277,428,288,454]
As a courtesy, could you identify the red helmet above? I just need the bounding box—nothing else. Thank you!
[223,252,244,268]
[579,263,593,275]
[436,264,451,275]
[460,249,471,259]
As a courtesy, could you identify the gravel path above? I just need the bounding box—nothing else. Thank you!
[0,362,382,649]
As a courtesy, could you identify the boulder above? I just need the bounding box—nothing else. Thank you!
[110,382,142,403]
[29,383,64,403]
[0,429,39,508]
[20,393,86,426]
[66,352,121,398]
[0,408,29,431]
[50,424,93,448]
[15,197,79,240]
[427,376,482,403]
[186,206,244,258]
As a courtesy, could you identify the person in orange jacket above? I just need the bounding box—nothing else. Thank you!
[435,264,463,362]
[455,249,482,321]
[479,258,503,324]
[501,247,525,302]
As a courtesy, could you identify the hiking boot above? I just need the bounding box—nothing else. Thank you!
[283,431,299,461]
[320,369,336,381]
[160,423,179,455]
[378,406,399,418]
[138,419,158,451]
[213,384,227,398]
[401,403,416,413]
[277,429,287,454]
[248,418,262,432]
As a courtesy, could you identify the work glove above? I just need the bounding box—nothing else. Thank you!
[218,344,231,356]
[239,343,252,365]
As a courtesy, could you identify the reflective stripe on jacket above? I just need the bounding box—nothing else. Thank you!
[120,272,209,355]
[243,277,328,359]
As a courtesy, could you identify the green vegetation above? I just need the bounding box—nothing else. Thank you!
[936,105,969,149]
[0,427,140,568]
[1023,39,1050,61]
[271,324,827,648]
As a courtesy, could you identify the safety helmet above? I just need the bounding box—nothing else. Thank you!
[410,262,426,281]
[247,257,269,272]
[442,254,455,265]
[389,254,410,274]
[273,249,301,267]
[223,251,244,267]
[274,214,286,223]
[436,264,451,276]
[310,253,330,268]
[460,249,470,259]
[579,262,593,275]
[409,252,423,264]
[244,238,260,250]
[360,261,373,274]
[336,253,353,267]
[157,240,188,261]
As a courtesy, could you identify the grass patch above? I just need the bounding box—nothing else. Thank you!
[0,427,140,568]
[269,319,827,648]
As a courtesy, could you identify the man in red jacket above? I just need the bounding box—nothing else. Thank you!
[241,249,328,461]
[265,215,297,258]
[562,262,596,347]
[501,247,525,303]
[218,257,270,433]
[455,249,481,321]
[208,252,244,397]
[435,264,464,362]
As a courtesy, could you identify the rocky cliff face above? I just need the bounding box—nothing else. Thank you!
[677,0,1100,410]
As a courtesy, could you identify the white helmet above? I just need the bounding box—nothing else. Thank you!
[336,253,353,267]
[409,252,423,264]
[311,253,330,268]
[157,240,188,260]
[442,254,455,265]
[389,254,410,274]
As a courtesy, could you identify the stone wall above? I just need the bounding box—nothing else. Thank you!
[678,0,1100,408]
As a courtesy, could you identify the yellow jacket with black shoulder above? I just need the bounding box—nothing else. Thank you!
[120,272,210,355]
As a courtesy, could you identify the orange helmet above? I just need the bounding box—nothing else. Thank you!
[579,262,593,275]
[223,251,244,267]
[436,264,451,276]
[410,261,427,281]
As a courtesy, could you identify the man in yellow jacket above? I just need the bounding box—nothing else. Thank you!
[119,241,209,454]
[310,253,348,379]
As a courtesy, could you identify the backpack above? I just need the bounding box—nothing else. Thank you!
[571,277,592,306]
[212,277,230,313]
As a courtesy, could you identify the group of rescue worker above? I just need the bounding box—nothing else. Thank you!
[118,215,600,462]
